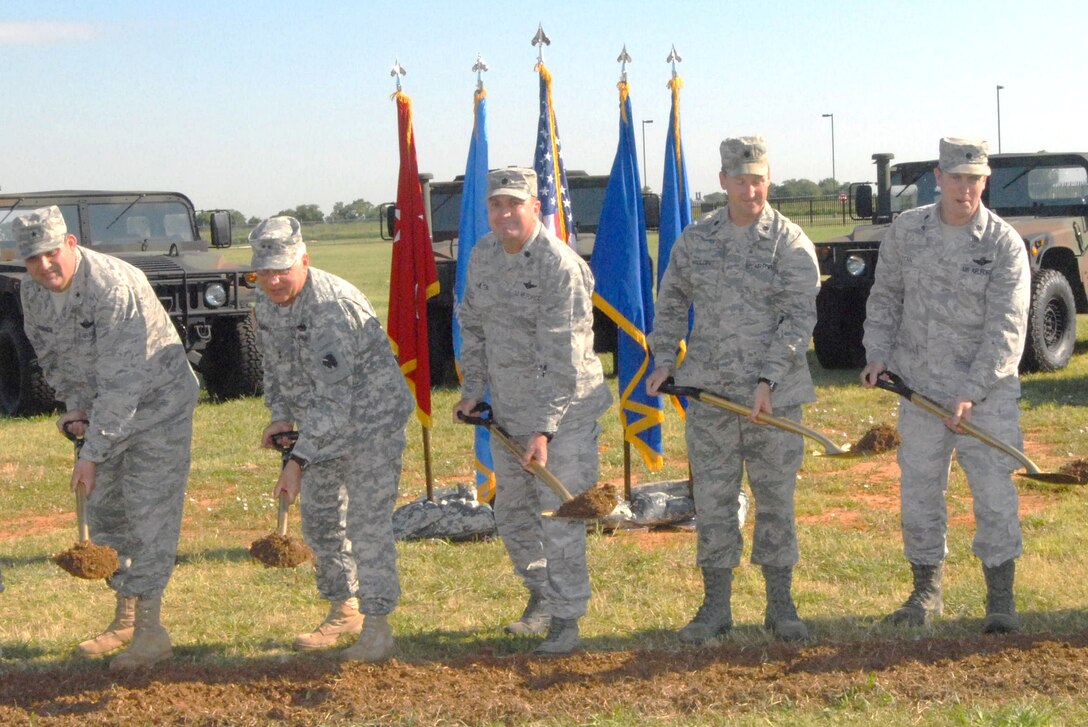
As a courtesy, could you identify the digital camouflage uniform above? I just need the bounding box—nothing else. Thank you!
[651,204,820,569]
[458,221,612,620]
[22,246,198,598]
[257,266,413,615]
[864,203,1030,567]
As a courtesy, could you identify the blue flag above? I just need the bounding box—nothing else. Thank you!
[658,75,692,288]
[533,62,575,244]
[589,82,664,470]
[452,87,496,503]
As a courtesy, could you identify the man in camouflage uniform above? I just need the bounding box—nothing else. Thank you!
[16,205,198,670]
[453,168,612,655]
[862,137,1030,633]
[252,216,413,663]
[647,137,820,643]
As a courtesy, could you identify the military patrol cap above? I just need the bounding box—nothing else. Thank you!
[13,205,69,259]
[486,167,538,200]
[939,137,991,175]
[249,216,305,270]
[720,136,769,177]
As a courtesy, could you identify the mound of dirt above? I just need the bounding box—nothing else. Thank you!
[852,424,901,454]
[249,534,312,568]
[2,632,1088,725]
[52,540,118,580]
[1058,458,1088,484]
[555,482,620,519]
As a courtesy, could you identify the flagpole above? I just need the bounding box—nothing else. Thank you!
[423,427,434,502]
[389,59,439,503]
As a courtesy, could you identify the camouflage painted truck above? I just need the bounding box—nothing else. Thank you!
[381,172,659,385]
[0,190,263,416]
[813,151,1088,372]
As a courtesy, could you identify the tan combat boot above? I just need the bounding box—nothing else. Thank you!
[340,613,394,663]
[109,596,172,671]
[294,597,364,651]
[77,593,137,657]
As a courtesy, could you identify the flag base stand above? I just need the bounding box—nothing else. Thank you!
[390,480,748,542]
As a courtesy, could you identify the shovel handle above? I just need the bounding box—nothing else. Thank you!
[457,405,575,502]
[875,371,1044,475]
[76,488,90,542]
[658,379,850,456]
[276,494,289,537]
[63,420,91,541]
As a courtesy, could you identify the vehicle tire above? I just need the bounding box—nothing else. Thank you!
[0,315,59,417]
[1021,268,1076,373]
[813,287,867,369]
[201,314,264,401]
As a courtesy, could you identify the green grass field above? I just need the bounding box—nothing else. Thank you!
[3,224,1088,724]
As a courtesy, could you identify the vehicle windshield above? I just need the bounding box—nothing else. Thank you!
[86,201,197,246]
[890,161,1088,215]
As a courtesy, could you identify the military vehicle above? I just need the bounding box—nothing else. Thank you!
[382,172,660,385]
[813,151,1088,372]
[0,191,262,416]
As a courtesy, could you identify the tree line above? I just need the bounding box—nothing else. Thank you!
[199,177,846,229]
[196,198,377,228]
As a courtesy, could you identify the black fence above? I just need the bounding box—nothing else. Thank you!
[694,194,850,226]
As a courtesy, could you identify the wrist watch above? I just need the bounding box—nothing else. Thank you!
[757,377,777,392]
[536,431,555,442]
[288,453,310,471]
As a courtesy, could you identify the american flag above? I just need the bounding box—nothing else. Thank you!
[533,63,575,244]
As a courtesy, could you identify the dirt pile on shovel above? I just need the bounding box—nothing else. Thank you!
[555,482,620,519]
[53,540,118,579]
[1058,458,1088,484]
[852,424,901,454]
[250,534,312,568]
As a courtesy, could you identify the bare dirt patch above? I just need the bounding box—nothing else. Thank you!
[2,633,1087,725]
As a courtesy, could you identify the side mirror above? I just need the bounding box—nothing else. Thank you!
[210,211,233,248]
[854,184,874,220]
[379,203,396,241]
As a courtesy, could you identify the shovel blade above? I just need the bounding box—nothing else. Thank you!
[1017,472,1085,485]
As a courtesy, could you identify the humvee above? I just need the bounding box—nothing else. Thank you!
[813,152,1088,372]
[0,191,263,416]
[382,172,659,385]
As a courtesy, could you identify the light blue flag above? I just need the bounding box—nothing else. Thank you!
[658,75,692,288]
[589,82,664,470]
[452,86,495,503]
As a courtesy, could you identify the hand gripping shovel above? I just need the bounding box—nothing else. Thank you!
[457,402,619,519]
[874,371,1080,485]
[249,431,313,567]
[53,420,120,579]
[658,378,858,458]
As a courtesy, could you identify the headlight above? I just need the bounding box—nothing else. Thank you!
[845,254,867,277]
[204,282,228,307]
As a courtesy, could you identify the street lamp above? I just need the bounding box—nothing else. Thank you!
[822,113,836,182]
[996,85,1004,153]
[641,119,654,190]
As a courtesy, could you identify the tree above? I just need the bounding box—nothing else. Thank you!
[770,178,821,198]
[195,209,246,228]
[329,198,375,222]
[818,178,845,195]
[277,204,324,223]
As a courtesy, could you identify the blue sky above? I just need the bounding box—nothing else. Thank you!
[3,0,1086,219]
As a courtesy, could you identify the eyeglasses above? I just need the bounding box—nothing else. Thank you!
[255,268,293,278]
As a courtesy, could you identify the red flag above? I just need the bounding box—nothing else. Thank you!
[389,90,439,427]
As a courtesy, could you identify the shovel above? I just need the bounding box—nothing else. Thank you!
[874,371,1080,485]
[249,431,313,568]
[457,402,618,519]
[53,420,120,579]
[658,378,858,458]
